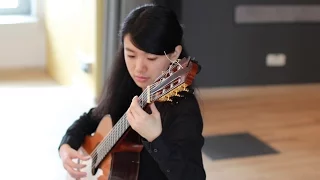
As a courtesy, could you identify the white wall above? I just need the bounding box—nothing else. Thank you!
[0,0,46,69]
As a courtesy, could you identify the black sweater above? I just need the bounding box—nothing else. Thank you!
[59,92,206,180]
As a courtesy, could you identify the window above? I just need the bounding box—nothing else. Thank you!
[0,0,31,15]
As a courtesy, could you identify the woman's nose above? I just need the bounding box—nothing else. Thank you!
[135,58,147,72]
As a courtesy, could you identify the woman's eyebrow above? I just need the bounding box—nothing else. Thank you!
[125,47,135,52]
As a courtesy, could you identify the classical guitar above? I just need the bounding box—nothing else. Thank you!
[66,57,201,180]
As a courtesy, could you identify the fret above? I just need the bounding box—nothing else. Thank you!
[92,92,148,168]
[74,57,197,178]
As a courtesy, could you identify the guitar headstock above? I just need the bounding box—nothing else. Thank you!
[146,57,201,103]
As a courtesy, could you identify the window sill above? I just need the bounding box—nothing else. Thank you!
[0,15,38,25]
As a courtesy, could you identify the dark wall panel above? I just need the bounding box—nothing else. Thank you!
[179,0,320,87]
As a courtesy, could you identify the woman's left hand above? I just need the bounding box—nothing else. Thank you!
[127,96,162,142]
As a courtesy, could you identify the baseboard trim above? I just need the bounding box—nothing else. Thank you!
[0,67,53,82]
[195,83,320,99]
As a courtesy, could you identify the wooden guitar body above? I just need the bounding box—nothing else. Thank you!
[67,115,143,180]
[65,57,201,180]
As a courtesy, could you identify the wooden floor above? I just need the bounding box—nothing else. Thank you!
[198,84,320,180]
[1,69,320,179]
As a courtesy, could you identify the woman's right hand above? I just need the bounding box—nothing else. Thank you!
[59,144,91,179]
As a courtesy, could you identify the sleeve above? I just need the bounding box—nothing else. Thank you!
[58,108,100,151]
[141,95,206,180]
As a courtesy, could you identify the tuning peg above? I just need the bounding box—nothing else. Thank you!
[175,91,181,97]
[183,86,189,92]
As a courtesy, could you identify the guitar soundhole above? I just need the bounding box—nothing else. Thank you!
[91,166,98,176]
[92,155,98,174]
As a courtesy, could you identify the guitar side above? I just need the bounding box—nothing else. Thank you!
[66,115,143,180]
[64,57,200,180]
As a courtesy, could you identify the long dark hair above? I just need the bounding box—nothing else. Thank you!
[93,4,190,124]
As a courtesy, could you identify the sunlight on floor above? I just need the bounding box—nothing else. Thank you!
[0,81,95,180]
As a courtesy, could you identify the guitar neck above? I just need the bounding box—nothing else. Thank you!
[91,92,149,168]
[90,57,199,168]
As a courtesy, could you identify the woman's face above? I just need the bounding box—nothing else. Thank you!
[124,34,182,90]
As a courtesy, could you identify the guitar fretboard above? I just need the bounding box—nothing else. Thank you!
[91,92,148,168]
[87,58,193,169]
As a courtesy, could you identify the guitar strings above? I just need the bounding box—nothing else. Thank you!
[89,90,150,167]
[88,60,182,167]
[90,61,183,162]
[164,51,183,70]
[89,91,147,153]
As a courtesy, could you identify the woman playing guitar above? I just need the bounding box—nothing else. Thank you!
[58,3,206,180]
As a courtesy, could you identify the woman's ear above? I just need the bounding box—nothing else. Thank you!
[170,45,182,60]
